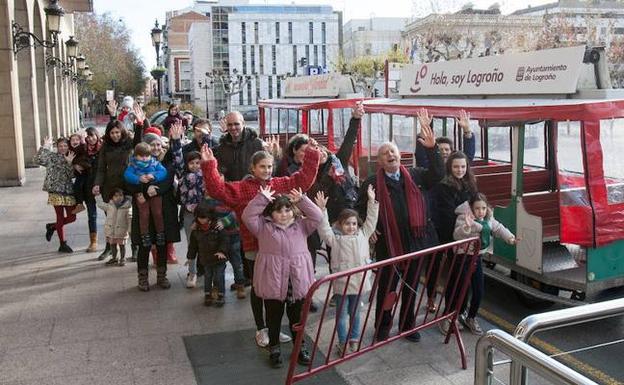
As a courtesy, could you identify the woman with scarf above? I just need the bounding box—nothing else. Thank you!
[355,110,444,343]
[83,127,103,252]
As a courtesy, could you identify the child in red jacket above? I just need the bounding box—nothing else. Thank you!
[200,143,320,348]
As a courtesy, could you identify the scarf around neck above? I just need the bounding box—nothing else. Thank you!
[86,140,102,156]
[475,218,491,250]
[376,165,426,256]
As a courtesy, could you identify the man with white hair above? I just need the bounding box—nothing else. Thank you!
[214,111,264,182]
[356,115,444,343]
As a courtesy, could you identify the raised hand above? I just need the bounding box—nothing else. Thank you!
[215,220,224,231]
[215,252,227,260]
[288,188,304,203]
[219,117,228,133]
[133,103,145,123]
[314,191,328,210]
[170,120,184,140]
[65,151,76,164]
[43,136,53,149]
[367,184,376,201]
[417,108,432,131]
[200,144,215,162]
[259,185,275,201]
[106,100,118,117]
[457,109,471,134]
[417,118,436,148]
[352,101,365,119]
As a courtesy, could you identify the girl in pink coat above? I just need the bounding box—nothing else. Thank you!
[242,186,322,369]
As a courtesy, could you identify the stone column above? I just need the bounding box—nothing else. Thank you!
[34,4,51,139]
[0,1,26,186]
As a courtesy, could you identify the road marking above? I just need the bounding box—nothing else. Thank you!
[479,307,623,385]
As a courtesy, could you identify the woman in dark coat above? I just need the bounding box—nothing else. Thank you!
[93,109,144,259]
[162,103,189,135]
[129,118,182,291]
[83,127,103,253]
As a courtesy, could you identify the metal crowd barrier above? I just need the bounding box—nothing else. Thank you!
[474,330,598,385]
[285,238,481,385]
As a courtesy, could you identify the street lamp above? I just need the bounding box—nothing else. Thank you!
[198,79,214,119]
[150,19,163,105]
[12,0,65,55]
[75,54,86,70]
[65,36,78,59]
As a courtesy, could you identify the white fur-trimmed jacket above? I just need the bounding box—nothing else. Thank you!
[453,201,514,254]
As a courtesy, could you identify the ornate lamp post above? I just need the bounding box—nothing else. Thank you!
[12,0,65,55]
[198,78,213,119]
[150,19,163,105]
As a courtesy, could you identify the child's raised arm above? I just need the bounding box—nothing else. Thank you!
[491,217,516,245]
[362,185,380,238]
[241,187,275,236]
[270,147,320,194]
[200,144,242,207]
[291,189,322,236]
[314,191,336,248]
[95,195,108,212]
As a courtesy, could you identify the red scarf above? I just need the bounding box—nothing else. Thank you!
[197,221,214,232]
[376,165,426,256]
[86,140,102,156]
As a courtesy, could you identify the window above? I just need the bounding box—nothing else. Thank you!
[242,45,247,74]
[600,118,624,204]
[239,88,243,106]
[557,121,588,206]
[305,45,310,66]
[313,45,318,66]
[247,82,252,105]
[322,22,326,44]
[275,22,280,44]
[392,115,415,152]
[292,45,297,74]
[241,22,246,44]
[310,109,328,135]
[255,76,261,101]
[268,76,273,98]
[288,22,293,44]
[259,45,264,74]
[322,45,326,68]
[250,45,255,74]
[309,22,314,44]
[487,126,511,162]
[272,45,277,75]
[276,76,281,98]
[254,22,259,44]
[524,122,546,168]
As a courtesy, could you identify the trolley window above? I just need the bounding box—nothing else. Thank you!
[557,121,588,206]
[600,118,624,205]
[332,108,352,148]
[309,109,327,135]
[487,126,511,163]
[392,114,415,153]
[524,122,546,168]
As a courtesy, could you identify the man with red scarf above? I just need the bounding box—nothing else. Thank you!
[356,114,444,342]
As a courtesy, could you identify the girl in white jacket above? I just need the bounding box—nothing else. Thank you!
[452,193,516,335]
[315,185,379,355]
[96,188,132,266]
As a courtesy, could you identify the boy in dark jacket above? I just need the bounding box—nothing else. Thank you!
[124,142,168,247]
[187,203,229,307]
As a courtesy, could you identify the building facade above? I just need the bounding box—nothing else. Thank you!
[1,0,90,186]
[163,1,342,114]
[343,17,406,59]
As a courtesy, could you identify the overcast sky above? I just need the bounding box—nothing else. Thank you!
[93,0,553,71]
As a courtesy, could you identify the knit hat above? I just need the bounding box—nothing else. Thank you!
[122,96,134,109]
[144,126,162,136]
[143,133,162,145]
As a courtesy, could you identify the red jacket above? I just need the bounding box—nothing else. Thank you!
[202,148,320,252]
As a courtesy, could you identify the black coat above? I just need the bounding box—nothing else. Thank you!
[182,134,218,157]
[187,225,228,267]
[356,146,444,261]
[433,181,475,244]
[214,128,264,182]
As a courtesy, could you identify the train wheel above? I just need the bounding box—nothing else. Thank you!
[510,272,558,309]
[571,291,586,301]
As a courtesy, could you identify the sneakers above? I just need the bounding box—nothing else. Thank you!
[58,241,73,253]
[348,339,359,353]
[460,314,484,335]
[255,328,269,348]
[105,257,118,266]
[328,295,337,307]
[439,318,464,335]
[235,284,246,299]
[204,294,214,307]
[404,331,421,343]
[279,332,292,343]
[297,347,311,366]
[186,273,197,289]
[269,346,282,368]
[45,223,55,242]
[334,342,346,357]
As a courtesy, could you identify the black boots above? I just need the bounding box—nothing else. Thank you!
[137,269,149,291]
[98,242,111,261]
[58,241,73,253]
[45,223,55,242]
[156,266,171,289]
[269,346,283,368]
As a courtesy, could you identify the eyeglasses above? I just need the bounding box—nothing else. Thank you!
[227,123,242,127]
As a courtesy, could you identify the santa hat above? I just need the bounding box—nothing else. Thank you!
[144,126,162,136]
[143,133,163,146]
[122,96,134,109]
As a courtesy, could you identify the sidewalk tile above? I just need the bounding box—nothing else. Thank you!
[87,336,172,369]
[50,313,128,344]
[0,342,89,382]
[133,363,196,385]
[128,308,201,337]
[0,319,53,349]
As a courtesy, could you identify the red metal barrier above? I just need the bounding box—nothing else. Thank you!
[285,237,481,385]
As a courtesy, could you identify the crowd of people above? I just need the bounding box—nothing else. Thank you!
[35,98,517,369]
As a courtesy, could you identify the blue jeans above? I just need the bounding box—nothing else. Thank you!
[227,233,245,285]
[86,199,97,234]
[204,262,226,295]
[335,294,361,344]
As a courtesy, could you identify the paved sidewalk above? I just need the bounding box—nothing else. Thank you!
[0,167,488,385]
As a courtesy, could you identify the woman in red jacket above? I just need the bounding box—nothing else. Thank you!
[201,144,320,348]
